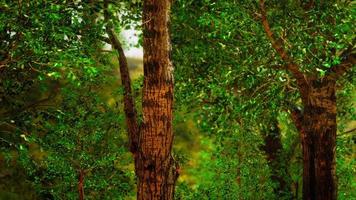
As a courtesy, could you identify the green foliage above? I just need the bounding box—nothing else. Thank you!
[32,88,134,199]
[0,0,138,199]
[1,51,136,199]
[172,0,355,199]
[336,136,356,200]
[1,0,355,199]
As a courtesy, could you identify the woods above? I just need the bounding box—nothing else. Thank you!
[1,0,355,200]
[259,1,354,199]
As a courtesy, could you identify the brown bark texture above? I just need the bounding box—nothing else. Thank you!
[104,0,178,198]
[290,77,338,200]
[259,1,355,199]
[136,0,178,199]
[299,78,338,200]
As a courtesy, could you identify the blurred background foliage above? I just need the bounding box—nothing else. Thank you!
[0,0,355,200]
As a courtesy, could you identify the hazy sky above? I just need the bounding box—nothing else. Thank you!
[122,29,143,58]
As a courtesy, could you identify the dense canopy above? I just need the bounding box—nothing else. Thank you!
[0,0,355,200]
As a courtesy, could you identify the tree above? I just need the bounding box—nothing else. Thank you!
[138,0,178,199]
[258,1,355,199]
[0,1,136,199]
[172,0,355,199]
[172,1,298,199]
[104,0,179,199]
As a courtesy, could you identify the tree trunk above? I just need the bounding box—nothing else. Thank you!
[300,78,337,200]
[261,119,292,198]
[259,1,349,199]
[137,0,178,199]
[78,169,84,200]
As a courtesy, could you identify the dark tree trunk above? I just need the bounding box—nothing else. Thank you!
[262,120,292,198]
[78,169,84,200]
[259,2,353,199]
[136,0,178,199]
[299,78,337,200]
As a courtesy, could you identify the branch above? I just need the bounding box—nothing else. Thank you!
[259,0,308,88]
[0,136,16,148]
[98,35,111,44]
[0,122,30,135]
[343,127,356,134]
[104,0,139,154]
[327,43,355,80]
[0,32,23,69]
[1,82,60,118]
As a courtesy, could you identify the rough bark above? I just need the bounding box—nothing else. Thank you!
[259,2,342,199]
[261,120,292,198]
[291,77,338,200]
[136,0,178,199]
[299,78,337,200]
[103,1,178,199]
[103,0,179,200]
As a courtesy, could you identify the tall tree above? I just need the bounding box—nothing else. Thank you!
[172,0,355,199]
[104,0,178,199]
[259,1,355,199]
[138,0,178,198]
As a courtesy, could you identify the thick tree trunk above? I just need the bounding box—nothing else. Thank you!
[261,120,292,198]
[137,0,178,199]
[103,1,178,199]
[260,1,351,199]
[300,78,337,200]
